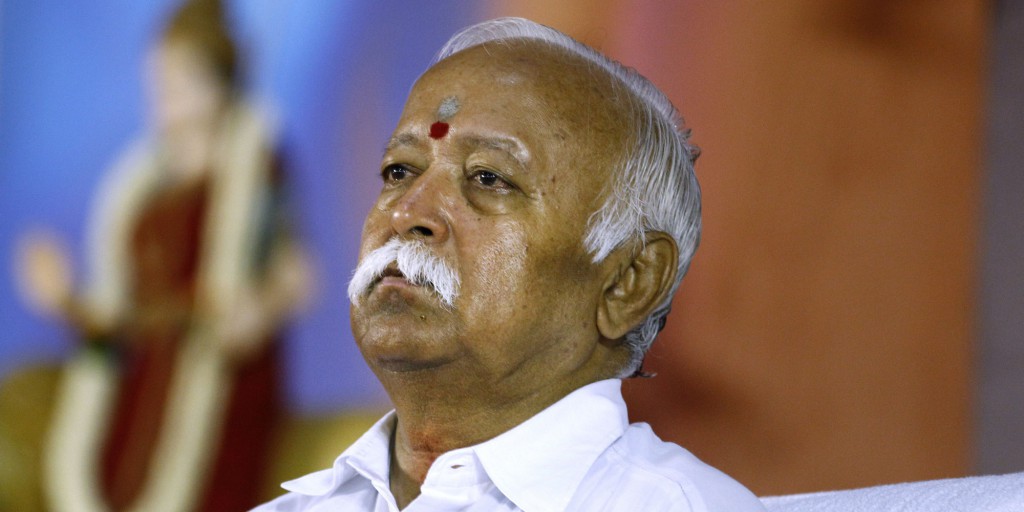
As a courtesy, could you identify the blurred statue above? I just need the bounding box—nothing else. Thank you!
[14,0,308,510]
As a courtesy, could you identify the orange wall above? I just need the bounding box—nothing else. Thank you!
[492,0,987,494]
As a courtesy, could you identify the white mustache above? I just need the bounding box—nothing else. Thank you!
[347,238,460,309]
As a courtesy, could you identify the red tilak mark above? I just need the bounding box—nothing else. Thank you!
[429,121,449,139]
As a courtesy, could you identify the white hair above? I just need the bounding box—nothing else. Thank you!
[435,17,702,377]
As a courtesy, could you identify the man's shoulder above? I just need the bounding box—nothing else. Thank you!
[248,466,364,512]
[250,479,378,512]
[572,422,767,512]
[250,491,315,512]
[609,422,707,477]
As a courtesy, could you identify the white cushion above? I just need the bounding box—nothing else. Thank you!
[761,473,1024,512]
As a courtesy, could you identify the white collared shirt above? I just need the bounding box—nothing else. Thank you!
[252,379,766,512]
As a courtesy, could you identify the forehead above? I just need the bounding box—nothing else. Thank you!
[399,41,631,164]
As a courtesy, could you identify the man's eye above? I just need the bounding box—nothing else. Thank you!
[382,165,412,183]
[471,170,512,190]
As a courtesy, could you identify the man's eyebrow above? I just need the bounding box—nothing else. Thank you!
[383,132,425,153]
[460,135,530,170]
[383,132,531,170]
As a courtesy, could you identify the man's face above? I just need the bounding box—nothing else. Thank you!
[350,43,629,391]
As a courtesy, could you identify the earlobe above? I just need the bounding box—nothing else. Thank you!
[597,232,679,341]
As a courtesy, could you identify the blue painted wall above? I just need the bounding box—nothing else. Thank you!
[0,0,486,412]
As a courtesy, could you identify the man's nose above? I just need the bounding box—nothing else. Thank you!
[390,171,451,243]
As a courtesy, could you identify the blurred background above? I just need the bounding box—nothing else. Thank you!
[1,0,1020,510]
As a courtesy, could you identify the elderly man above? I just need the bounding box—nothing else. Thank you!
[255,17,765,512]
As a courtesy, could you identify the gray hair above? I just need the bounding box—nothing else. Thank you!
[435,18,702,377]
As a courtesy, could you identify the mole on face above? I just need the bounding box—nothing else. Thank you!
[429,96,460,139]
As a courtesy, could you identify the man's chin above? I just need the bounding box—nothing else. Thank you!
[351,290,454,337]
[369,353,457,374]
[352,319,462,375]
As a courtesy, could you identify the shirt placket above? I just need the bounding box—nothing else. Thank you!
[405,451,495,511]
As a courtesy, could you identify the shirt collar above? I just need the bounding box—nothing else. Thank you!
[278,379,629,512]
[280,411,397,496]
[474,379,628,512]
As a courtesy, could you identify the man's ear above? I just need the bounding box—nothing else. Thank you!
[597,232,679,341]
